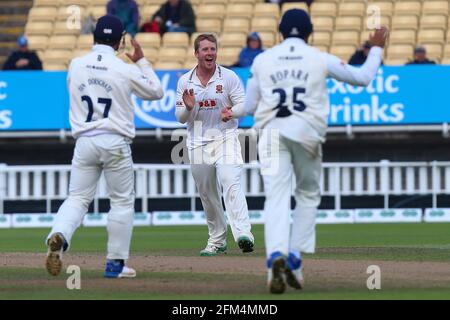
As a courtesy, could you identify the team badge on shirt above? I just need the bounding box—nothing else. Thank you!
[215,85,223,93]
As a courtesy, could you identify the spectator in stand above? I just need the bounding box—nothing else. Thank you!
[107,0,139,37]
[237,32,264,67]
[348,41,372,66]
[152,0,196,36]
[266,0,314,8]
[406,46,436,65]
[3,36,42,71]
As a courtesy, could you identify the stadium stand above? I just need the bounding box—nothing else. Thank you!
[1,0,450,69]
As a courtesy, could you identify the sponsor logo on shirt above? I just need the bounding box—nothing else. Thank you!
[215,85,223,93]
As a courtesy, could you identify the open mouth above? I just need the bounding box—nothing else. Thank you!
[205,58,214,63]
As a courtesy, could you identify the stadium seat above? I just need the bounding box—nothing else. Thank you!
[421,43,443,62]
[89,0,112,5]
[60,0,89,6]
[258,31,276,48]
[217,47,240,66]
[335,16,362,31]
[311,31,331,46]
[310,2,337,17]
[43,49,72,65]
[422,1,449,16]
[53,20,81,35]
[44,63,68,71]
[311,16,334,32]
[441,57,450,65]
[219,33,247,48]
[141,47,159,63]
[253,3,280,19]
[201,0,228,4]
[135,32,161,48]
[196,4,226,20]
[330,45,356,61]
[332,31,359,46]
[25,21,54,36]
[77,34,93,49]
[56,5,87,22]
[443,44,450,58]
[417,29,445,45]
[363,14,390,30]
[389,30,416,45]
[162,32,189,48]
[338,2,366,16]
[384,58,408,65]
[154,61,183,70]
[28,7,58,22]
[315,45,329,53]
[420,15,447,30]
[48,35,78,50]
[387,44,414,60]
[223,18,250,34]
[183,59,197,70]
[157,47,186,63]
[33,0,60,7]
[391,15,419,30]
[87,6,107,20]
[196,19,222,34]
[367,1,393,17]
[71,49,90,60]
[281,2,309,14]
[226,4,254,19]
[27,35,49,51]
[394,1,421,17]
[251,17,278,34]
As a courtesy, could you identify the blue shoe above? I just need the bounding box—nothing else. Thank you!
[286,252,303,289]
[104,259,136,278]
[266,251,287,294]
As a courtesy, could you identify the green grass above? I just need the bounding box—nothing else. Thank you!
[1,223,449,261]
[1,223,449,299]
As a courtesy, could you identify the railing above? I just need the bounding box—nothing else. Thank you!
[1,161,450,214]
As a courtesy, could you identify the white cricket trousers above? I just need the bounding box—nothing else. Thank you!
[47,134,135,260]
[258,130,321,258]
[189,134,254,247]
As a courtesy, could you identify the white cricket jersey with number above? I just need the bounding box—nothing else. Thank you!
[68,44,164,139]
[245,38,383,156]
[175,64,245,150]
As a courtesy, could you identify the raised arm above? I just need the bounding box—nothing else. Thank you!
[326,27,388,86]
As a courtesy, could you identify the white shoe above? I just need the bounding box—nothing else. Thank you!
[118,266,136,278]
[200,243,227,256]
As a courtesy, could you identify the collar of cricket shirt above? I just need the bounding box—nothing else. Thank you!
[283,37,306,46]
[189,64,222,87]
[92,44,116,55]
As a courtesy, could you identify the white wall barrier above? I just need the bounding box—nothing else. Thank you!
[424,208,450,222]
[2,161,450,227]
[1,208,446,228]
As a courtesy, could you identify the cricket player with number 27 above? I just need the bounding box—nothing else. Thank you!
[223,9,388,293]
[45,15,164,279]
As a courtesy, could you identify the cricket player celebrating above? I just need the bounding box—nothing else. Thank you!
[45,15,163,278]
[223,9,388,293]
[176,34,254,256]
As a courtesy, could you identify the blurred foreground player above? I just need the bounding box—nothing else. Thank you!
[223,9,387,293]
[45,15,163,278]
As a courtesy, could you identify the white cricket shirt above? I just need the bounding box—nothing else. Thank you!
[68,45,164,139]
[176,64,245,150]
[243,38,383,156]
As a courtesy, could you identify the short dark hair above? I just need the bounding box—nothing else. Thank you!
[194,33,217,52]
